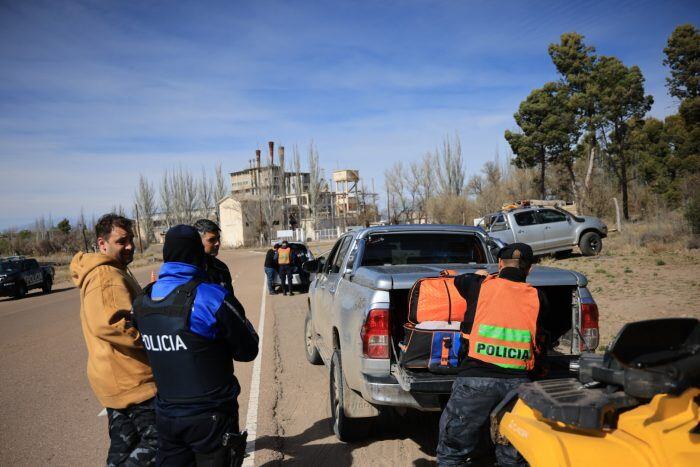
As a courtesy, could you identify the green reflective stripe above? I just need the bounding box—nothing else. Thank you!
[474,342,531,364]
[478,324,531,343]
[494,362,527,370]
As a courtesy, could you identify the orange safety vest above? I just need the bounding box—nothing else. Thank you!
[464,275,539,370]
[277,247,291,265]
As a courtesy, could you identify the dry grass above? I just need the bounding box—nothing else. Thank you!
[44,244,164,286]
[541,215,700,349]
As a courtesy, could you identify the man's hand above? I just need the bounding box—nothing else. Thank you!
[473,269,489,277]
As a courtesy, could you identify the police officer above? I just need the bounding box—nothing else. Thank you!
[193,219,234,295]
[275,240,294,296]
[437,243,548,466]
[132,225,259,466]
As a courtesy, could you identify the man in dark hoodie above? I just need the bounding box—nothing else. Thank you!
[132,225,259,466]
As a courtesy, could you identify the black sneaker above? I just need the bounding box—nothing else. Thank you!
[289,292,294,296]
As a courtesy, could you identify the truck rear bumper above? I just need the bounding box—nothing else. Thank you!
[359,373,446,411]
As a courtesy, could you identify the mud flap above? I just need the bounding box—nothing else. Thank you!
[342,378,380,418]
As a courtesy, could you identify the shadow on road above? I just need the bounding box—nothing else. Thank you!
[256,410,446,465]
[0,286,74,303]
[257,418,353,466]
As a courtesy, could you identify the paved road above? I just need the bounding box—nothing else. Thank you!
[0,249,439,466]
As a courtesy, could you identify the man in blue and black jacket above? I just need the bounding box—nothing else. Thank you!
[132,225,259,466]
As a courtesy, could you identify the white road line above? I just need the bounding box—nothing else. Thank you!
[98,408,107,417]
[242,277,267,466]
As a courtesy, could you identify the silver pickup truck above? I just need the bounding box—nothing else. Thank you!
[479,206,608,256]
[302,225,600,441]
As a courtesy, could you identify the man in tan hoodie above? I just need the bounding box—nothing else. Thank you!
[71,213,157,466]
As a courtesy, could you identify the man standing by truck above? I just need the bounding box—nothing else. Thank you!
[264,244,279,295]
[70,213,157,466]
[437,243,548,466]
[275,240,294,296]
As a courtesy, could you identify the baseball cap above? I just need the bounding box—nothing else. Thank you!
[497,242,535,263]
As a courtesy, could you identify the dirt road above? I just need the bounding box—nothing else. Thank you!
[0,249,440,466]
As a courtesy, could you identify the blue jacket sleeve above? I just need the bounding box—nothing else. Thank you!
[215,293,259,362]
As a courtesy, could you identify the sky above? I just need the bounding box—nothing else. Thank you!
[1,0,698,229]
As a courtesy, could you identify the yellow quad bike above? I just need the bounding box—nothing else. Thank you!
[492,318,700,467]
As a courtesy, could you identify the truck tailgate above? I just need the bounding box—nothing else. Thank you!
[393,354,578,395]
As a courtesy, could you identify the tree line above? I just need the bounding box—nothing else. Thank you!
[384,25,699,232]
[506,25,699,226]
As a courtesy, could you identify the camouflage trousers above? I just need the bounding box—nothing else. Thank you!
[106,398,158,467]
[437,377,528,466]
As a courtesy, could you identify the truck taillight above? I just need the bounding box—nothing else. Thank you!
[362,308,390,359]
[580,302,599,352]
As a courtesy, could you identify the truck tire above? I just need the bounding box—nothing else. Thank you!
[14,281,27,299]
[304,312,323,365]
[42,276,53,294]
[579,232,603,256]
[330,350,372,442]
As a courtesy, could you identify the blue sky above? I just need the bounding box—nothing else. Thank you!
[1,0,698,229]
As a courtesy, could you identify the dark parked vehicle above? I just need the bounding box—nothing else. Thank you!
[271,242,314,292]
[0,256,55,299]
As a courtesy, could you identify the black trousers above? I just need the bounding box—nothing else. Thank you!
[279,265,293,293]
[437,377,528,466]
[156,411,239,467]
[107,398,158,467]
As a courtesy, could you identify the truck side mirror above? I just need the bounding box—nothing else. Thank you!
[303,258,323,273]
[487,237,505,260]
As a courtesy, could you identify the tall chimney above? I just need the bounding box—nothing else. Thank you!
[255,149,261,168]
[278,146,285,169]
[268,141,274,165]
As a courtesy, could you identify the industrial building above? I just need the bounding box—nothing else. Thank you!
[219,142,378,247]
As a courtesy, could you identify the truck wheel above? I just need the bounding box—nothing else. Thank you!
[330,350,372,442]
[579,232,603,256]
[304,312,323,365]
[14,282,27,299]
[42,276,53,294]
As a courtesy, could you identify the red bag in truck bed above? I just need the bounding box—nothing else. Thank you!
[407,271,467,324]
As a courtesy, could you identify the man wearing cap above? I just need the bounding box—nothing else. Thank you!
[275,240,295,296]
[437,243,549,467]
[132,225,259,466]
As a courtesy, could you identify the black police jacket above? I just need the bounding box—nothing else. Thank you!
[132,277,257,416]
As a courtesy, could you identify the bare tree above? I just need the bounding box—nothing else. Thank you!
[160,170,174,228]
[436,134,465,196]
[199,168,214,217]
[214,162,227,223]
[307,140,324,235]
[292,145,304,226]
[169,166,198,224]
[260,143,282,243]
[385,162,413,223]
[135,174,157,242]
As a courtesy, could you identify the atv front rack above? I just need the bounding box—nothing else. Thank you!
[515,379,639,430]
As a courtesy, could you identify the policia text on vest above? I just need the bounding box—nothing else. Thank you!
[141,333,187,352]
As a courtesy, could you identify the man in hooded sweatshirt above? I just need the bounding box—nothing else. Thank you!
[132,225,259,466]
[70,213,157,466]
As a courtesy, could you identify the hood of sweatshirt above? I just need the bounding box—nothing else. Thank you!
[70,252,125,288]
